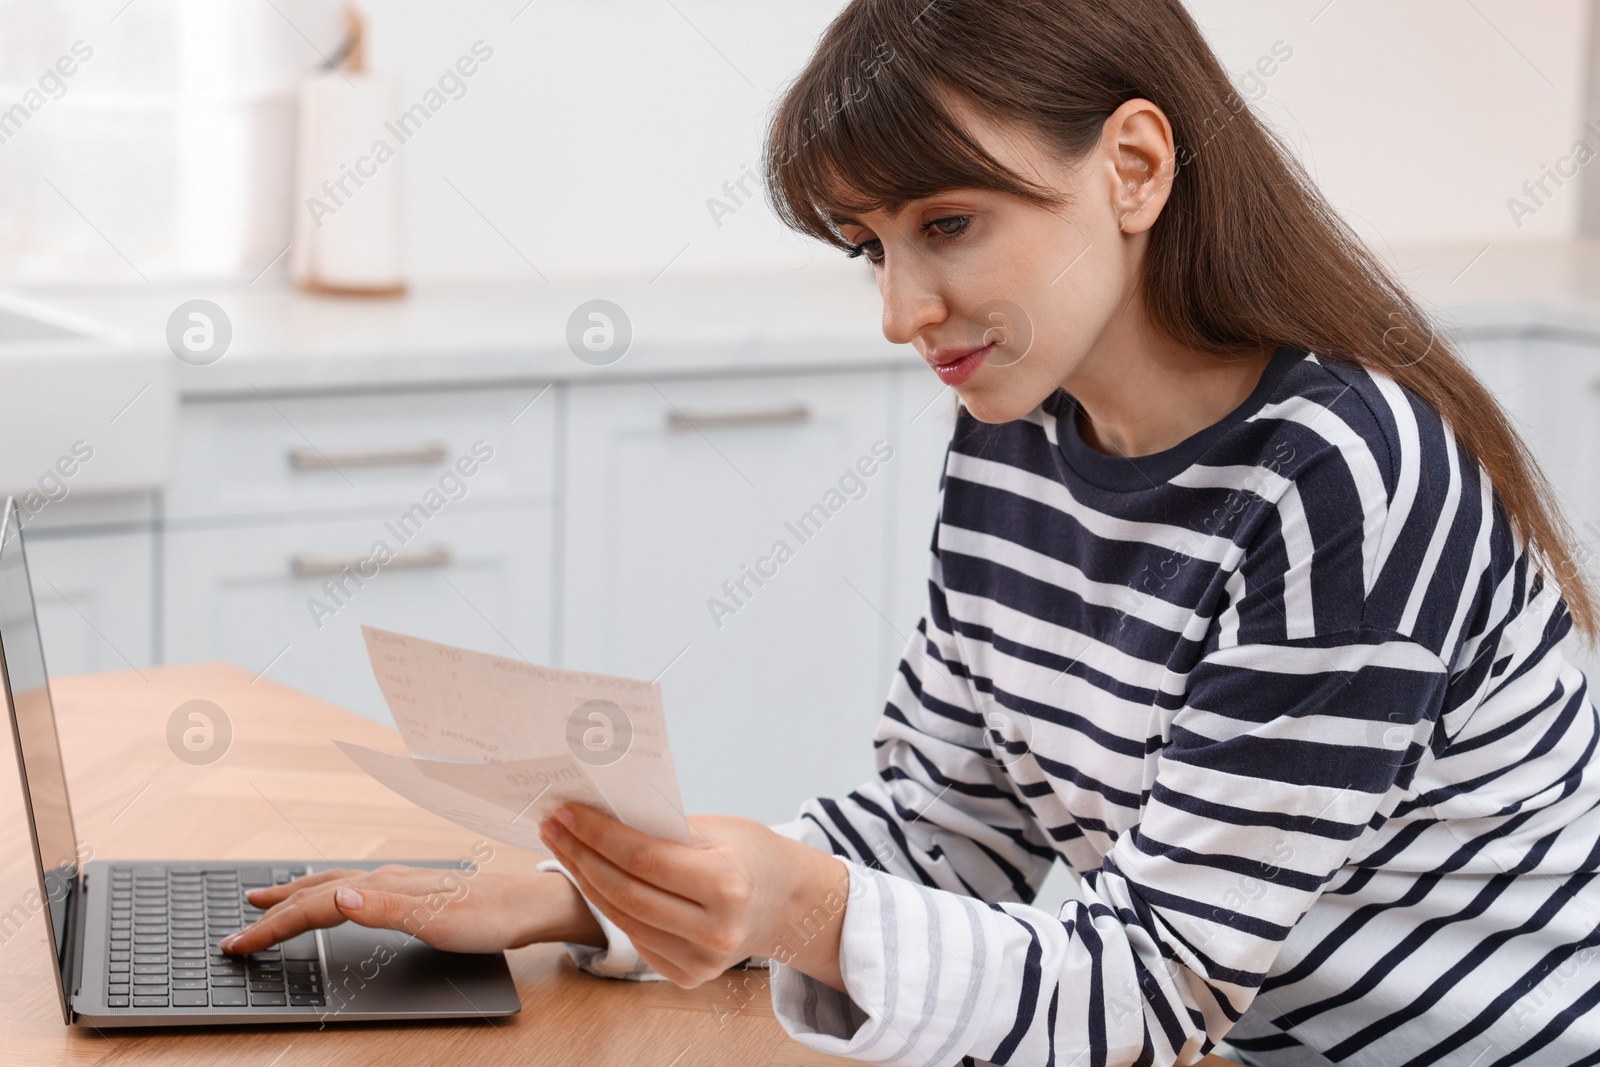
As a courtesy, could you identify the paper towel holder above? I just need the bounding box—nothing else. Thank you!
[291,4,409,299]
[329,5,367,76]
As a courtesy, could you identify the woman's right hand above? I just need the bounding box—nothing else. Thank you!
[218,864,606,957]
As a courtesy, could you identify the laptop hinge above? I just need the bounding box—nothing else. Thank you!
[61,868,86,1022]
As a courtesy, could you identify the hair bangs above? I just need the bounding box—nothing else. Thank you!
[763,21,1059,253]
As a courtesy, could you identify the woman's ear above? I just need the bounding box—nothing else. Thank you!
[1105,99,1176,234]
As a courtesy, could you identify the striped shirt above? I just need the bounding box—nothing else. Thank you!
[538,344,1600,1066]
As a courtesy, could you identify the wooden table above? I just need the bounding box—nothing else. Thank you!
[0,664,1233,1066]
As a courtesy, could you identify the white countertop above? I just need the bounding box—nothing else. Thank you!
[11,265,917,398]
[1381,239,1600,341]
[11,241,1600,401]
[7,242,1599,499]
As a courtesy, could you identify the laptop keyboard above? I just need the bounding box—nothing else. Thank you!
[105,864,325,1009]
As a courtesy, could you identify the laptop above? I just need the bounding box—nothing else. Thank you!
[0,495,521,1026]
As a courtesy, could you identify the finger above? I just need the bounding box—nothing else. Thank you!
[225,868,461,954]
[542,820,707,935]
[221,885,349,955]
[325,884,470,943]
[550,839,726,986]
[261,864,470,911]
[551,804,710,899]
[225,870,435,953]
[243,866,366,908]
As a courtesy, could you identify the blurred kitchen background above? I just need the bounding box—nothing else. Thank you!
[4,0,1600,882]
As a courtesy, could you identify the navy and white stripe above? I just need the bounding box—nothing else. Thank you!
[541,345,1600,1066]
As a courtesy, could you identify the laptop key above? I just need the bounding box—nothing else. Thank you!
[280,932,319,960]
[289,995,325,1006]
[108,997,130,1007]
[132,996,169,1007]
[210,988,248,1006]
[251,992,287,1006]
[171,979,207,990]
[209,976,246,986]
[172,991,208,1007]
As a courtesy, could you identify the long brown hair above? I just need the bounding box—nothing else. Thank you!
[760,0,1599,642]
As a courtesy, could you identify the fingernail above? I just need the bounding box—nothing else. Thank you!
[244,887,262,902]
[336,887,363,910]
[220,935,238,951]
[554,805,576,830]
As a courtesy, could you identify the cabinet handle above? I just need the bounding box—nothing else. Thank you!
[287,442,450,470]
[290,544,454,577]
[665,403,811,431]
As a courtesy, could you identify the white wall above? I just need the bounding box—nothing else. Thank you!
[355,0,1594,281]
[1,1,1591,283]
[1186,0,1591,250]
[354,0,848,282]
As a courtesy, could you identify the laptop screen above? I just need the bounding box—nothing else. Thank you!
[0,498,79,1007]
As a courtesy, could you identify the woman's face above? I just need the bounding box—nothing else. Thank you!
[833,95,1176,423]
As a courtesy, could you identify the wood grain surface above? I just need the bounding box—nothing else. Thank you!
[0,663,1233,1066]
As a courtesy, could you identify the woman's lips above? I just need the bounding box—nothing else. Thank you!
[929,344,991,386]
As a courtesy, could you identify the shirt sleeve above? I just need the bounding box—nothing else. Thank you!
[767,425,1466,1065]
[767,628,1450,1066]
[532,516,1062,988]
[534,856,670,981]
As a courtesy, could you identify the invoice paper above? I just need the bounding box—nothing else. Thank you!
[335,626,692,853]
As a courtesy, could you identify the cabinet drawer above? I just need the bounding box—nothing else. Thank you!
[163,504,552,723]
[166,385,556,521]
[562,370,897,823]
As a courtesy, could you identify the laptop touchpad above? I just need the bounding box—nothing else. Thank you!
[320,923,520,1016]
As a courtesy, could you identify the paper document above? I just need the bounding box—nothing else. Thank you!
[336,626,692,853]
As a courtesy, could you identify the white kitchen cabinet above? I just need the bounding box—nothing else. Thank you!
[163,505,552,723]
[22,525,154,678]
[881,367,959,686]
[562,370,907,823]
[166,385,556,521]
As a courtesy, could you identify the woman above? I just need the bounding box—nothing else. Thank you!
[222,1,1600,1063]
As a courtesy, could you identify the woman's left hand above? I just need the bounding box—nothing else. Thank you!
[538,804,850,991]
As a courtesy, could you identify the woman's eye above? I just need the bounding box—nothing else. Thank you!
[846,238,884,264]
[925,215,970,238]
[844,216,969,265]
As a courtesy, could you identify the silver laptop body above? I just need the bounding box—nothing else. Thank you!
[0,496,521,1027]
